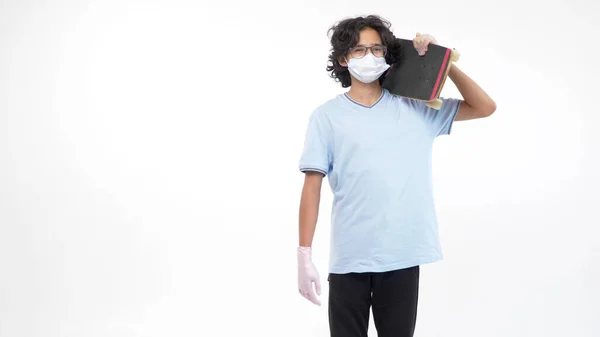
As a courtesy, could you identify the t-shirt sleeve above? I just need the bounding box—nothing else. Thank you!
[417,97,462,137]
[298,109,333,176]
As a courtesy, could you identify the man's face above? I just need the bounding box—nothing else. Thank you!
[340,27,385,66]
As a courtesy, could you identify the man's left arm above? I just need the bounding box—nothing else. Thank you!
[448,65,496,121]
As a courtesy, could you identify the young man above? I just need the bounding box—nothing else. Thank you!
[297,15,496,337]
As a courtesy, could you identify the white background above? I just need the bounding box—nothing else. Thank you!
[1,0,599,336]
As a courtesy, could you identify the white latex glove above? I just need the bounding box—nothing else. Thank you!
[297,246,322,306]
[413,32,438,56]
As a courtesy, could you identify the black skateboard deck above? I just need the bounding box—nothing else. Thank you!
[382,38,459,109]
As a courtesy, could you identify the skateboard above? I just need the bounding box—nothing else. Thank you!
[382,38,460,110]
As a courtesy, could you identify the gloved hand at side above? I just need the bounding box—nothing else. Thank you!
[297,246,321,306]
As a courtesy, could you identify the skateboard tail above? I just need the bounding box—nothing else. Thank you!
[430,49,452,101]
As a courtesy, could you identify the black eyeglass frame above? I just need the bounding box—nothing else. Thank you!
[347,45,388,59]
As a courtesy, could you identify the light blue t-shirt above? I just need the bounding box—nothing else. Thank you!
[299,89,461,274]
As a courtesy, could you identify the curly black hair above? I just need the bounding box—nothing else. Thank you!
[326,15,403,88]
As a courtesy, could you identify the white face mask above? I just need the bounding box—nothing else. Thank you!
[346,53,390,84]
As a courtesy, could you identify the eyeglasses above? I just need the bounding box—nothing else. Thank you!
[348,45,387,59]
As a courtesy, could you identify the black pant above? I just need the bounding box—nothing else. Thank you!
[328,266,420,337]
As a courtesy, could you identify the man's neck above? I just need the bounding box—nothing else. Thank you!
[346,81,383,107]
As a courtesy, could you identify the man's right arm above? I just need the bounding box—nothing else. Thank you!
[297,108,330,305]
[299,171,324,247]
